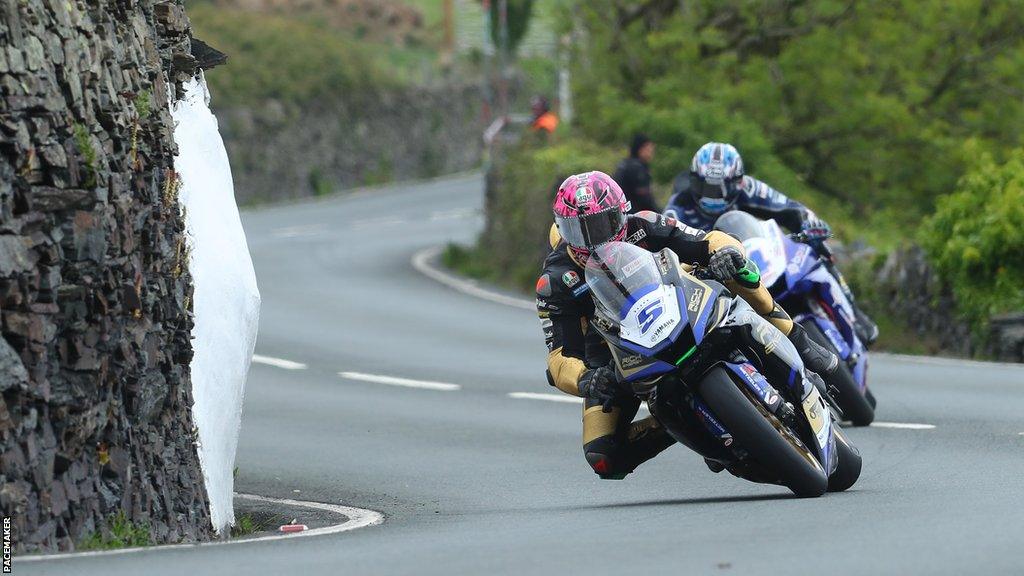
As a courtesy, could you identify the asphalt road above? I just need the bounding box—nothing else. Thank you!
[25,173,1024,575]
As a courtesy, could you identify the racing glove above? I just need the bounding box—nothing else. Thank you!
[707,246,747,284]
[801,216,831,241]
[577,366,621,413]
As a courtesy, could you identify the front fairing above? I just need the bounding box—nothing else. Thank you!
[585,243,726,393]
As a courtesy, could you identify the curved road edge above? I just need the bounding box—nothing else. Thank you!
[15,494,383,564]
[411,245,1024,371]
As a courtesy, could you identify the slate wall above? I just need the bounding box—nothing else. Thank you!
[0,0,212,552]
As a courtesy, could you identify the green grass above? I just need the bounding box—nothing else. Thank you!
[230,514,259,538]
[78,512,152,551]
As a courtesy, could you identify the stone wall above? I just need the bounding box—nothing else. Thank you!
[867,246,1024,362]
[0,0,212,552]
[218,83,484,205]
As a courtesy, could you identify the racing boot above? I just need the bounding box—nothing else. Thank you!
[853,306,880,347]
[787,323,839,379]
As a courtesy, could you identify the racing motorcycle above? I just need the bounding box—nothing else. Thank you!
[713,212,875,426]
[584,242,861,497]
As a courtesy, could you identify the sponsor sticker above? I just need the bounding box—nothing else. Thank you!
[622,257,646,278]
[625,228,647,244]
[620,354,644,369]
[687,288,704,312]
[572,284,590,297]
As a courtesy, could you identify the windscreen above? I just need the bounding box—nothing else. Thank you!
[714,211,765,242]
[584,242,663,319]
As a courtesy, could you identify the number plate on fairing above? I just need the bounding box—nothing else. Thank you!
[619,285,682,350]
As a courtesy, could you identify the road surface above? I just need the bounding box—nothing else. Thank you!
[25,173,1024,575]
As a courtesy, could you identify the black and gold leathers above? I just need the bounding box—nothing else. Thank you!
[582,396,675,478]
[702,230,794,336]
[536,214,798,477]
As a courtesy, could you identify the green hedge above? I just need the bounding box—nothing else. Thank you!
[920,148,1024,327]
[446,138,619,291]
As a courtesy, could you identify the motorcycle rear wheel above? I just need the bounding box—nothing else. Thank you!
[699,367,828,497]
[800,320,875,426]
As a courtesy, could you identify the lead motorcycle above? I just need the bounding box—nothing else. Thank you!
[584,242,861,497]
[713,212,876,425]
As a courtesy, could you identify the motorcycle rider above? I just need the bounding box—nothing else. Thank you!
[665,142,879,345]
[538,171,840,479]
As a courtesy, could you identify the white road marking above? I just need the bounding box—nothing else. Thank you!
[16,493,383,562]
[271,224,325,239]
[429,208,477,221]
[869,421,936,430]
[338,371,461,391]
[507,392,651,413]
[509,392,583,404]
[874,352,1024,370]
[252,354,307,370]
[412,246,535,310]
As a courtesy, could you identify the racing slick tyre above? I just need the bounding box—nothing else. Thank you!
[827,426,862,492]
[800,320,875,427]
[699,367,828,498]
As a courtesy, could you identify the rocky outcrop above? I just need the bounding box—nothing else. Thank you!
[0,0,212,552]
[218,83,484,205]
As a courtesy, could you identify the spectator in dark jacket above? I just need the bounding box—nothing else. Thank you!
[613,134,659,214]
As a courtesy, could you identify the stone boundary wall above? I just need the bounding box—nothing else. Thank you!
[218,83,484,205]
[869,246,1024,362]
[0,0,212,552]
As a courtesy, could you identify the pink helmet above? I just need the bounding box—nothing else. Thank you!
[552,171,630,264]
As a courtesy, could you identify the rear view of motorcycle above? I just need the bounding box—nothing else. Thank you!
[714,212,876,425]
[584,242,861,496]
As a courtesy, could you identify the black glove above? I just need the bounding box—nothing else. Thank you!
[577,366,620,413]
[801,216,831,241]
[707,245,746,284]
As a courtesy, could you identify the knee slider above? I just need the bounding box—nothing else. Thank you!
[583,437,630,480]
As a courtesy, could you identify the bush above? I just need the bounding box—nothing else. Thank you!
[454,138,619,291]
[920,148,1024,327]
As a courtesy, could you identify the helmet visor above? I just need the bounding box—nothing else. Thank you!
[556,208,626,249]
[695,178,736,215]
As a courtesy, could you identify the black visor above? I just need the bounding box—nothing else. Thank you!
[555,208,626,248]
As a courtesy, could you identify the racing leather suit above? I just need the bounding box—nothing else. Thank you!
[665,172,879,345]
[536,211,796,479]
[665,173,815,231]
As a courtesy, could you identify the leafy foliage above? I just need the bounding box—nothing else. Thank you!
[567,0,1024,223]
[450,138,619,291]
[920,148,1024,326]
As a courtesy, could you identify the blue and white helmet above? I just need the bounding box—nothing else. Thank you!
[690,142,745,217]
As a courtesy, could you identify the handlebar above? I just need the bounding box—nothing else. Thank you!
[788,231,835,262]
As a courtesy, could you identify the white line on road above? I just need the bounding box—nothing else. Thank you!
[508,392,583,404]
[252,354,308,370]
[16,493,382,562]
[339,371,461,391]
[506,392,651,413]
[412,246,535,310]
[869,421,936,430]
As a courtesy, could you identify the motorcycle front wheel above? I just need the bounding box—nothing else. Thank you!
[699,366,828,497]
